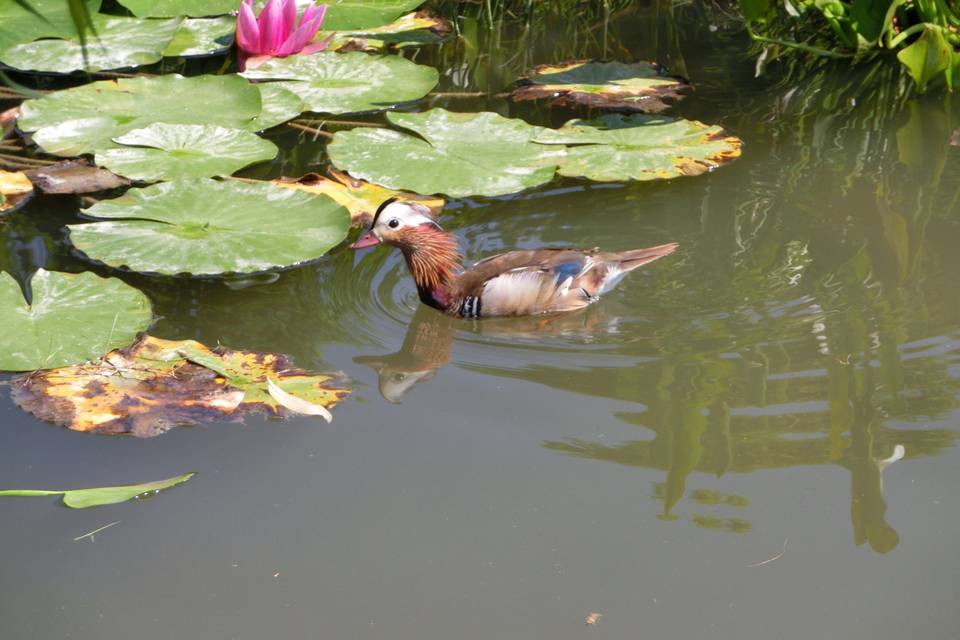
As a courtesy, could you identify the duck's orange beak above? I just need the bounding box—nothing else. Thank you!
[349,230,381,249]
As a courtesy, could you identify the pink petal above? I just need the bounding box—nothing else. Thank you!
[300,33,334,54]
[300,3,327,30]
[259,0,287,54]
[236,0,261,54]
[281,0,297,37]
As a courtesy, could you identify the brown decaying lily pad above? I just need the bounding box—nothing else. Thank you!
[24,159,131,194]
[11,335,350,438]
[268,168,444,227]
[0,169,33,212]
[512,60,690,113]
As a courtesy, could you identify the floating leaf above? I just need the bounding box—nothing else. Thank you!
[250,83,305,130]
[0,269,152,372]
[328,109,563,197]
[267,378,332,421]
[18,74,264,156]
[325,10,450,51]
[0,16,182,73]
[897,27,953,91]
[268,168,444,226]
[69,179,350,275]
[512,60,690,113]
[322,0,426,30]
[241,51,438,115]
[12,336,349,436]
[533,114,742,182]
[0,0,101,53]
[117,0,237,17]
[24,160,130,194]
[163,16,236,57]
[0,473,195,508]
[95,124,278,181]
[0,169,33,213]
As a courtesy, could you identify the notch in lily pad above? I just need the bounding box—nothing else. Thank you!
[512,60,690,113]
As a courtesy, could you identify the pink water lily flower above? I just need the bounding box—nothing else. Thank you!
[236,0,329,70]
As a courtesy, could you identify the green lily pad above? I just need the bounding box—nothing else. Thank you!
[323,0,426,30]
[118,0,238,17]
[0,269,153,372]
[533,114,743,182]
[250,83,305,130]
[0,473,196,508]
[0,16,182,73]
[163,16,235,57]
[241,51,438,115]
[95,124,278,181]
[18,74,263,156]
[323,10,449,51]
[512,60,690,113]
[69,179,350,276]
[328,109,563,197]
[0,0,101,53]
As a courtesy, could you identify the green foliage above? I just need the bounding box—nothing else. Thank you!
[0,473,195,508]
[0,269,153,372]
[738,0,960,91]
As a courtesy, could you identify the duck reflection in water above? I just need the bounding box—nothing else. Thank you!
[355,303,616,403]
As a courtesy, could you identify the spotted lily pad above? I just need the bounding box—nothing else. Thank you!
[533,114,743,182]
[0,269,153,372]
[18,74,264,156]
[512,60,690,113]
[0,0,101,53]
[95,124,278,181]
[163,17,236,57]
[117,0,238,17]
[328,109,563,197]
[11,336,349,437]
[241,51,438,115]
[0,16,182,73]
[69,179,350,276]
[269,169,444,226]
[1,170,33,213]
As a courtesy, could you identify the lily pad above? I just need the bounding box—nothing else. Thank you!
[533,114,742,182]
[1,170,33,213]
[512,60,690,113]
[0,473,196,508]
[323,0,426,30]
[324,11,450,51]
[241,51,438,115]
[18,74,263,156]
[269,168,444,226]
[95,124,278,181]
[24,160,131,194]
[0,269,153,372]
[69,179,350,276]
[0,0,101,53]
[163,17,236,57]
[117,0,238,17]
[328,109,563,197]
[250,83,305,130]
[11,336,350,437]
[0,16,182,73]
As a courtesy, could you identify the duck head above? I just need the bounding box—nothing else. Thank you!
[349,198,444,250]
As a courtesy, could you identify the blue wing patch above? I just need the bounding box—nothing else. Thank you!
[552,260,583,283]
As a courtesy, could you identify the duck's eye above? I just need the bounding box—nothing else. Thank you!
[388,218,400,229]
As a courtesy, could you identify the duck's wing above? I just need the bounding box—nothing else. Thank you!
[454,244,678,317]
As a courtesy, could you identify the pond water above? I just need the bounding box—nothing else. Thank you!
[2,4,960,639]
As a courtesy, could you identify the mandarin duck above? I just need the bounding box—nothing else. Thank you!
[349,199,678,318]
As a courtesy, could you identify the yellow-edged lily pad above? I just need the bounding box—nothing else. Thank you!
[0,169,33,213]
[324,11,451,52]
[11,336,351,437]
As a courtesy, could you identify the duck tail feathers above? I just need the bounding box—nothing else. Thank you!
[615,242,679,271]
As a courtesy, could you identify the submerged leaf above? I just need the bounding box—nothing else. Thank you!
[0,16,182,73]
[11,336,350,437]
[328,108,562,197]
[533,114,742,182]
[0,473,195,508]
[18,74,264,156]
[69,179,350,275]
[96,124,278,181]
[24,160,130,194]
[0,269,152,372]
[0,169,33,213]
[241,51,438,115]
[512,60,690,113]
[268,169,444,226]
[162,16,236,57]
